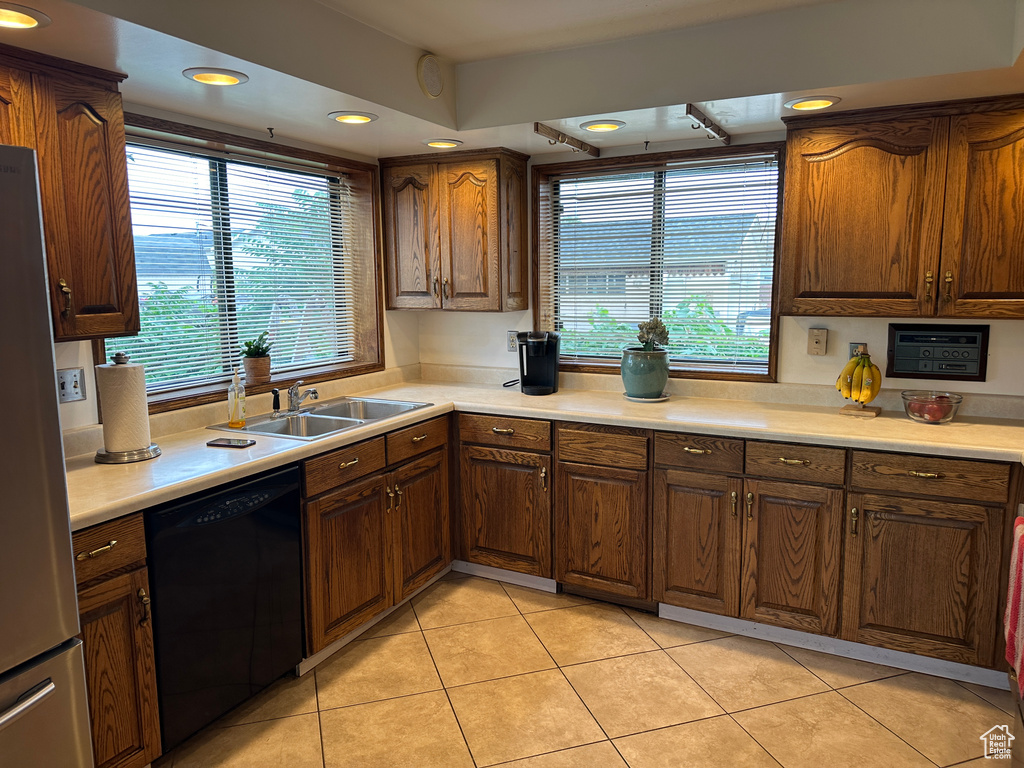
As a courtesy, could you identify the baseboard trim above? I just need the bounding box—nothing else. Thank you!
[659,603,1009,691]
[450,560,558,592]
[296,565,452,676]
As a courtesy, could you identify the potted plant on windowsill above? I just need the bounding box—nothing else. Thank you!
[621,317,670,400]
[241,332,272,385]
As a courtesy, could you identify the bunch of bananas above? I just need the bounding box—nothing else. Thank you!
[836,353,882,404]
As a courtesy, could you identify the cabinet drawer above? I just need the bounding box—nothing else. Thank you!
[850,450,1010,504]
[72,513,146,586]
[655,432,743,473]
[557,423,648,470]
[387,416,448,465]
[746,441,846,485]
[304,437,386,497]
[459,413,551,451]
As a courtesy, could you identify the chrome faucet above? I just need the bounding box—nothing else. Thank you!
[287,381,319,412]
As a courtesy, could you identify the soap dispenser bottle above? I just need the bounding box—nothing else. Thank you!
[228,369,246,428]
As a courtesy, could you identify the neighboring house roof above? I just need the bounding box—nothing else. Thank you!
[134,230,214,282]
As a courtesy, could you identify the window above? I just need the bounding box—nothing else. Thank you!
[105,122,382,406]
[535,145,782,379]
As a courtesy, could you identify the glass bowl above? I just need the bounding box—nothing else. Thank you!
[900,391,963,424]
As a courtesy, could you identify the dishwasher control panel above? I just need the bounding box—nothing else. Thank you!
[886,323,989,382]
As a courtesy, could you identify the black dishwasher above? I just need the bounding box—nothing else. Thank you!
[145,464,302,750]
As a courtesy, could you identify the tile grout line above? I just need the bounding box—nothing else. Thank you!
[417,622,482,768]
[833,684,944,766]
[313,668,327,768]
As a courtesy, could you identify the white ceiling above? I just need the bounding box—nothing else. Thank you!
[1,0,1023,162]
[313,0,838,63]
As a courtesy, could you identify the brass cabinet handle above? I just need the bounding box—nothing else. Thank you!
[432,277,440,298]
[850,507,859,537]
[730,491,738,517]
[540,466,547,491]
[411,434,427,443]
[778,457,810,466]
[924,270,934,302]
[386,484,395,512]
[76,540,117,561]
[745,492,754,521]
[138,588,151,626]
[492,427,515,435]
[944,271,954,300]
[394,483,403,510]
[58,278,72,318]
[338,458,359,469]
[682,447,711,455]
[908,470,943,479]
[443,278,450,299]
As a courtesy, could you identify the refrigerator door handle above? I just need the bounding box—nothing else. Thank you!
[0,679,56,732]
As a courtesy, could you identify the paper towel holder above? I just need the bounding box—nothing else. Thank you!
[95,352,162,464]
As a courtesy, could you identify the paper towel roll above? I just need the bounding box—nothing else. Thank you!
[96,359,152,453]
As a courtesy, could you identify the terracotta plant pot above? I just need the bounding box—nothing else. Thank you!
[242,355,271,386]
[621,347,669,399]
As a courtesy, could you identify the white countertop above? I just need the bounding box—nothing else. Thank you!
[65,380,1024,531]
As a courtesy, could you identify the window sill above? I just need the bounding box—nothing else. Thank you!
[558,359,776,383]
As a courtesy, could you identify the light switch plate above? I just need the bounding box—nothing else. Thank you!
[57,367,86,403]
[807,328,828,356]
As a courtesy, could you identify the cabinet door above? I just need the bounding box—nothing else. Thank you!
[841,493,1001,666]
[740,479,843,635]
[654,469,742,616]
[77,567,160,768]
[304,473,392,654]
[459,444,551,577]
[438,158,500,310]
[556,460,648,599]
[392,447,450,602]
[940,109,1024,317]
[0,64,33,146]
[32,73,138,340]
[382,163,441,309]
[500,155,528,311]
[778,117,948,316]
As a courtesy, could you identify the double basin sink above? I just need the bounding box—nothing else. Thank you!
[210,396,432,441]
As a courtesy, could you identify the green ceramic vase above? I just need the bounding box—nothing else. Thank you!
[621,348,669,399]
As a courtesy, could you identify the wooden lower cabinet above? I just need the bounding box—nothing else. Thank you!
[841,492,1002,666]
[77,567,161,768]
[654,468,741,616]
[556,460,648,599]
[740,480,844,635]
[304,445,451,654]
[459,444,551,577]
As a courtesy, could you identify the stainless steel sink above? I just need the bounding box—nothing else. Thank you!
[208,396,431,441]
[311,397,428,421]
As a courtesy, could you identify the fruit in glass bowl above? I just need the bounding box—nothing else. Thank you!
[901,391,963,424]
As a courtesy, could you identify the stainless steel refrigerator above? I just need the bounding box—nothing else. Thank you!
[0,144,94,766]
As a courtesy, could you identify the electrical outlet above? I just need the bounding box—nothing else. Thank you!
[507,330,518,352]
[57,367,86,403]
[849,342,867,357]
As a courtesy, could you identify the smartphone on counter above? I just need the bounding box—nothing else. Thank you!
[206,437,256,448]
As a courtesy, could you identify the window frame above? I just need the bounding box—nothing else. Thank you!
[94,113,385,414]
[532,141,785,383]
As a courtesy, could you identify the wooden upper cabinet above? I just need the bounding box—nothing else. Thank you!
[382,163,440,309]
[0,63,33,146]
[380,148,528,312]
[940,108,1024,317]
[779,116,948,317]
[842,492,1001,666]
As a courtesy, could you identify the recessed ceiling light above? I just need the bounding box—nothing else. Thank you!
[0,3,51,29]
[580,119,626,132]
[425,139,463,148]
[327,111,379,124]
[183,68,249,86]
[784,96,840,111]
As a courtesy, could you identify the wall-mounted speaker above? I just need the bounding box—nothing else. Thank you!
[417,54,444,99]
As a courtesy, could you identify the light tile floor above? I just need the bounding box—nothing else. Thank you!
[156,573,1015,767]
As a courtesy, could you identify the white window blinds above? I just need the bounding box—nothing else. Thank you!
[536,151,780,375]
[107,142,359,393]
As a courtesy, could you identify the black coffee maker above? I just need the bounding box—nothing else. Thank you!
[516,331,560,395]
